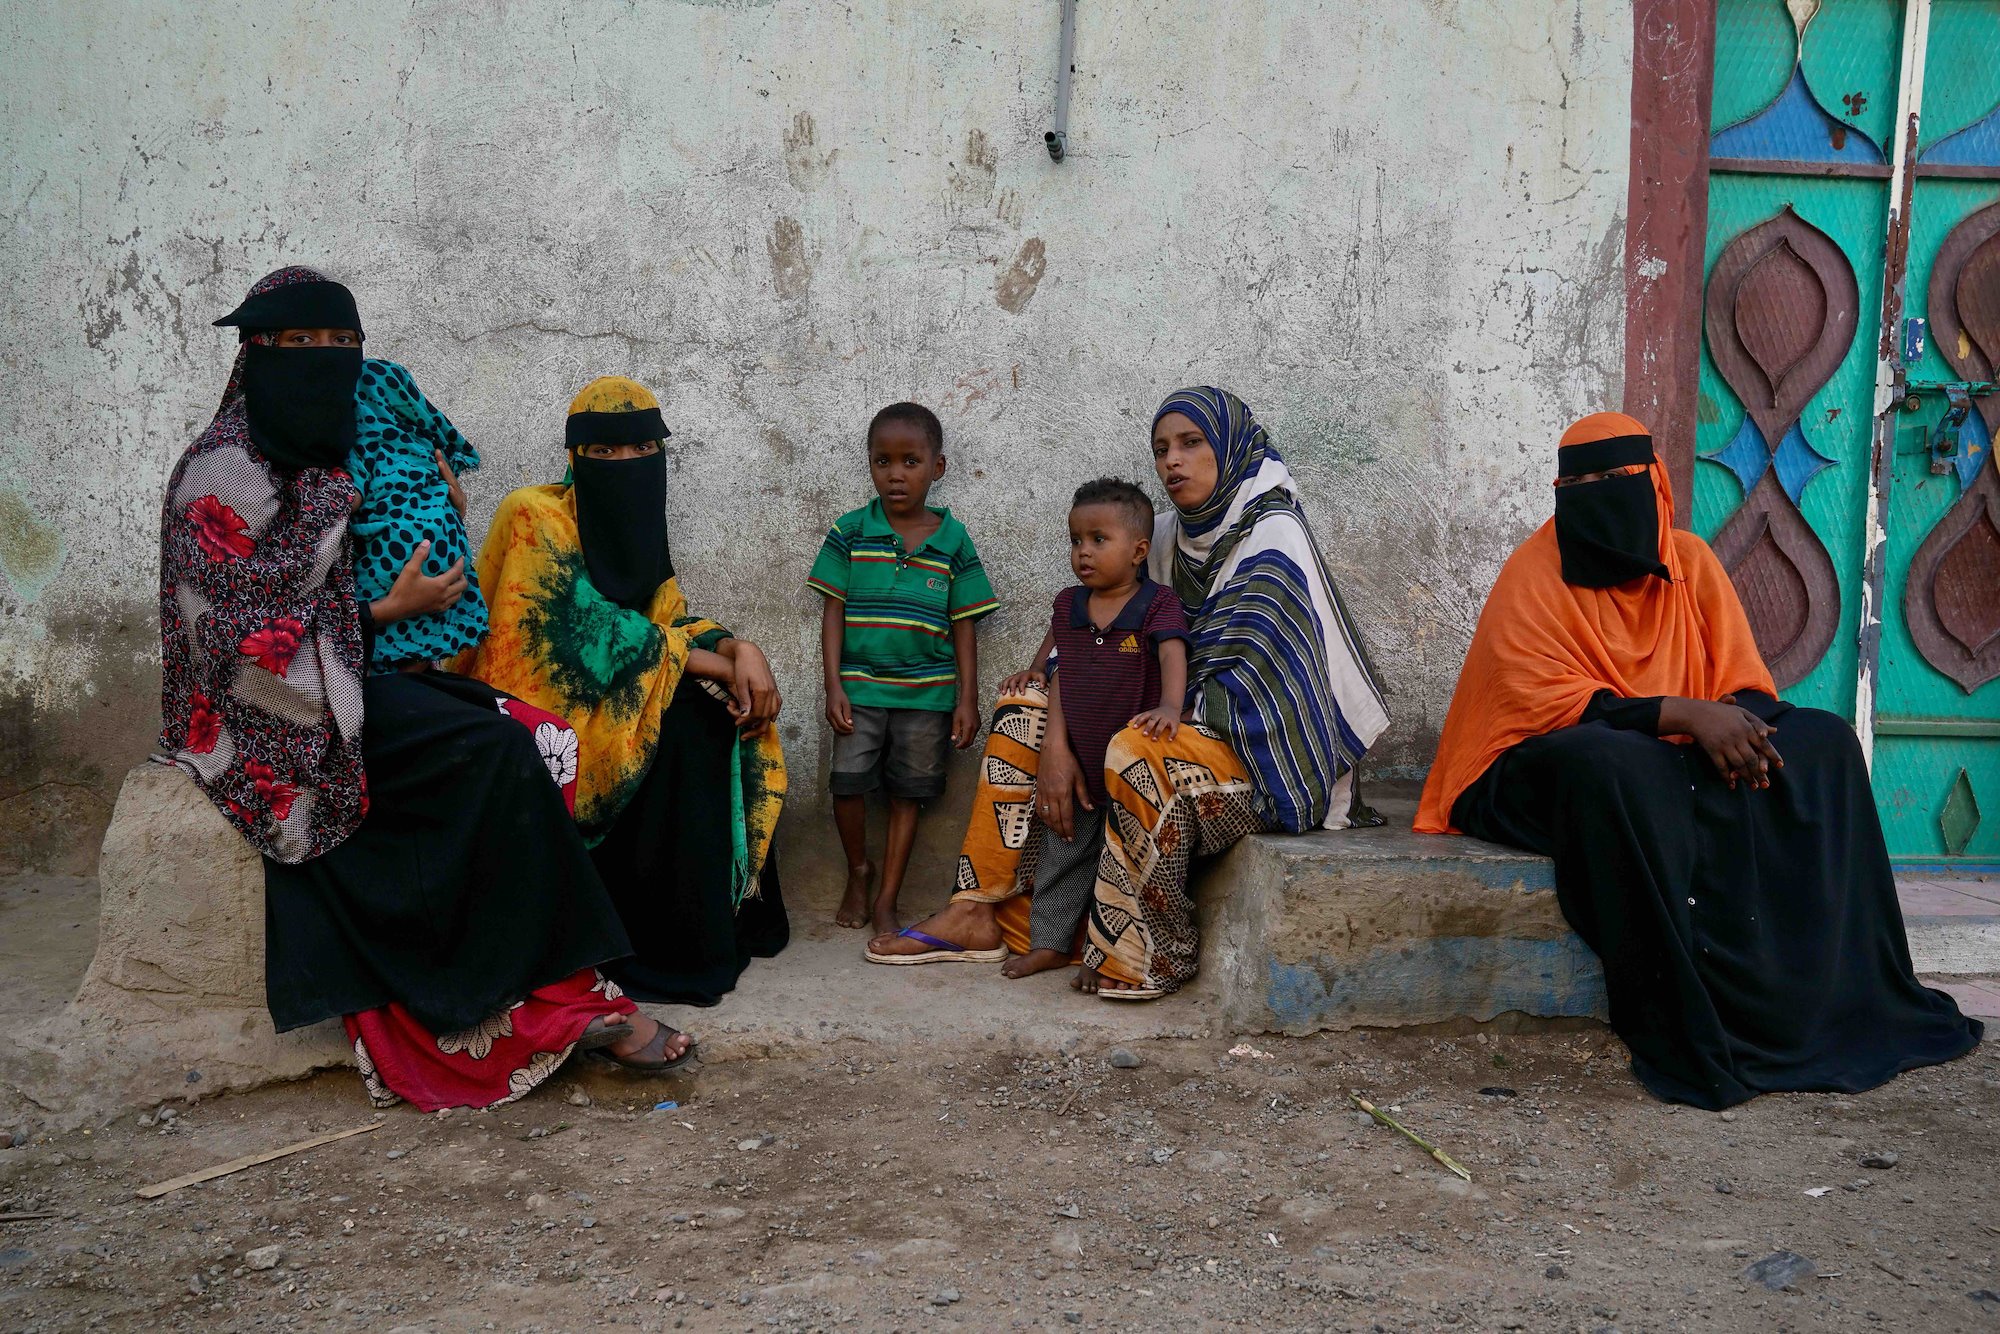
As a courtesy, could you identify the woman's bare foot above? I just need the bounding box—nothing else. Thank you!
[606,1013,693,1063]
[835,861,875,928]
[1002,948,1070,979]
[866,899,1002,958]
[1072,967,1151,994]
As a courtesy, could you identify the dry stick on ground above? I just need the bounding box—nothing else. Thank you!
[1350,1093,1472,1182]
[0,1211,59,1222]
[135,1123,383,1200]
[1872,1259,1915,1284]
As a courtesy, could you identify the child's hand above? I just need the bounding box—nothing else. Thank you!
[1129,706,1179,740]
[950,697,981,750]
[825,683,855,735]
[435,450,467,520]
[997,668,1046,696]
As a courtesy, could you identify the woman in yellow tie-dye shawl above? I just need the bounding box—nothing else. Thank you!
[456,377,788,1006]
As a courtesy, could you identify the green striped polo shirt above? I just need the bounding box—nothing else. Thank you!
[807,499,1000,711]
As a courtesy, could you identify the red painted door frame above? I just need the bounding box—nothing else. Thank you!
[1624,0,1717,526]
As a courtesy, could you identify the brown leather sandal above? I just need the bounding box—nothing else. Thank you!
[593,1023,698,1073]
[575,1015,636,1052]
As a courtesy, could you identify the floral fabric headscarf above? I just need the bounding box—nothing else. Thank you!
[157,266,370,862]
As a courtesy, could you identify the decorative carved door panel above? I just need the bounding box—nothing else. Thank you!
[1700,0,2000,863]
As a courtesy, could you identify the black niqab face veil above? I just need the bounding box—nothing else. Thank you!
[214,277,366,472]
[1553,435,1671,589]
[238,344,364,471]
[572,449,675,610]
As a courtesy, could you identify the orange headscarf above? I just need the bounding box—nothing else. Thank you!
[1413,413,1775,834]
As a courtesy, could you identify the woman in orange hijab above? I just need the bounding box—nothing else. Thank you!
[1417,413,1979,1109]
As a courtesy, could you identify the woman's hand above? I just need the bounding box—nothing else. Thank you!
[997,667,1047,696]
[1662,695,1782,789]
[1035,742,1094,841]
[1129,705,1180,740]
[720,640,781,735]
[436,450,467,520]
[370,540,465,625]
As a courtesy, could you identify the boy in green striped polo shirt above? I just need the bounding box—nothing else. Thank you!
[809,402,999,935]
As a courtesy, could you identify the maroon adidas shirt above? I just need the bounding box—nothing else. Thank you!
[1050,578,1192,801]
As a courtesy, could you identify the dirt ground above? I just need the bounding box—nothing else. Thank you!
[2,1023,1996,1333]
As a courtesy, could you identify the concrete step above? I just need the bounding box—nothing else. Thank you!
[1191,796,1601,1033]
[1900,876,2000,976]
[1927,976,2000,1021]
[1191,796,2000,1035]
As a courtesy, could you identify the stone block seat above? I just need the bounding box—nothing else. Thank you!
[39,762,349,1114]
[1187,792,1608,1033]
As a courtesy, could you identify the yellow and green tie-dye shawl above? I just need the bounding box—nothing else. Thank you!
[454,483,784,903]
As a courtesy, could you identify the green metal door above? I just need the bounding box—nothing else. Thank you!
[1699,0,2000,866]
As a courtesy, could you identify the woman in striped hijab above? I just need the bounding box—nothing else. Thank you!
[868,386,1389,997]
[1149,386,1390,835]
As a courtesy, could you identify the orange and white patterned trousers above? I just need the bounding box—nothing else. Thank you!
[948,686,1266,991]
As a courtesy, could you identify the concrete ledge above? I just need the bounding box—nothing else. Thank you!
[1908,918,2000,976]
[1191,798,1607,1034]
[12,768,1991,1127]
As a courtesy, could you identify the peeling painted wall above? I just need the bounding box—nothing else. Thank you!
[1,0,1630,875]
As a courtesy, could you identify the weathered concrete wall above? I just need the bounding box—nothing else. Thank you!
[1,0,1631,875]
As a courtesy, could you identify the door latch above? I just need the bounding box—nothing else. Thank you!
[1896,379,1994,474]
[1931,385,1972,475]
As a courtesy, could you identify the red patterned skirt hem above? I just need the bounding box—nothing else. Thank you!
[343,969,636,1112]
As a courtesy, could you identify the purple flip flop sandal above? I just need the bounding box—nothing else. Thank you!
[864,927,1010,966]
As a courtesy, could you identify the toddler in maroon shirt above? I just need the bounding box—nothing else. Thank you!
[998,479,1191,980]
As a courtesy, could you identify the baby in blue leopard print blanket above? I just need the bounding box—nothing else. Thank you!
[349,359,488,670]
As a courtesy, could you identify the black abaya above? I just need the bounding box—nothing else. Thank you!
[591,679,789,1006]
[262,671,632,1036]
[1453,696,1982,1110]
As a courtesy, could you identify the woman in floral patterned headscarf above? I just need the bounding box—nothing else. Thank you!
[157,267,685,1110]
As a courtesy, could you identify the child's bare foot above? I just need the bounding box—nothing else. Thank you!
[869,897,901,939]
[1002,948,1070,979]
[835,861,874,928]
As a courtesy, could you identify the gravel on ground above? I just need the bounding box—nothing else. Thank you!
[2,1026,1995,1332]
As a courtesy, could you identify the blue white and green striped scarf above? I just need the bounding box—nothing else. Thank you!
[1148,386,1390,832]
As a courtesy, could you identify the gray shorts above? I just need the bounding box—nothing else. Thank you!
[829,705,953,801]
